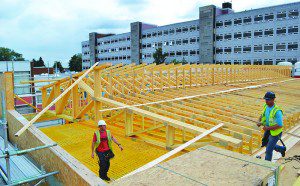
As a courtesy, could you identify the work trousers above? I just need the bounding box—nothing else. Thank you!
[265,132,286,161]
[96,150,110,178]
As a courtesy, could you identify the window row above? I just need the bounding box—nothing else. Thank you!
[142,25,199,38]
[142,50,200,59]
[216,42,298,54]
[216,26,298,41]
[142,38,200,49]
[98,46,131,54]
[98,56,131,61]
[216,58,298,65]
[216,9,299,28]
[97,36,130,46]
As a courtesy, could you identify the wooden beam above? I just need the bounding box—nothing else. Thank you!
[122,123,224,178]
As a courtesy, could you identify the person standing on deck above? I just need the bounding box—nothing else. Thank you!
[91,120,123,181]
[257,91,286,161]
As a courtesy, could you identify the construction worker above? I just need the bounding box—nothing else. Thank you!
[91,120,123,181]
[257,91,286,161]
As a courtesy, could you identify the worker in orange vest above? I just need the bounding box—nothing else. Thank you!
[91,120,123,181]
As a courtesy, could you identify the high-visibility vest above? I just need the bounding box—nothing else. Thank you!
[94,130,113,152]
[261,104,283,136]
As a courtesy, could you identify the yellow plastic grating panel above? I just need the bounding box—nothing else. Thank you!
[40,120,184,180]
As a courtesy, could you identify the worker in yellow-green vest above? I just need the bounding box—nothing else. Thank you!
[257,92,286,161]
[91,120,123,181]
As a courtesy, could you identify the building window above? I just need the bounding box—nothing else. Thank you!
[182,27,188,33]
[224,34,232,40]
[233,32,242,39]
[183,50,188,56]
[289,10,299,18]
[176,39,182,45]
[147,43,151,48]
[277,11,286,19]
[254,59,263,65]
[158,31,162,36]
[224,20,232,27]
[288,26,298,34]
[254,45,263,52]
[288,42,298,51]
[190,25,196,31]
[243,46,251,53]
[234,18,242,25]
[264,44,273,51]
[176,28,182,33]
[264,59,273,65]
[243,31,251,38]
[197,37,200,43]
[163,41,169,46]
[176,51,182,56]
[276,43,286,51]
[234,60,241,65]
[169,40,174,46]
[243,17,251,24]
[264,29,274,37]
[152,32,157,37]
[190,50,196,55]
[163,30,169,35]
[182,39,189,45]
[169,51,175,57]
[277,27,286,35]
[254,15,263,22]
[158,42,162,47]
[216,48,223,54]
[265,13,274,21]
[254,30,263,37]
[216,21,223,28]
[234,46,242,53]
[190,37,196,43]
[243,60,251,65]
[224,47,232,54]
[216,35,223,41]
[169,29,175,35]
[147,33,151,38]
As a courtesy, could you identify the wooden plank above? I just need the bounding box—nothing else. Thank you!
[14,62,109,137]
[122,123,223,178]
[4,72,14,110]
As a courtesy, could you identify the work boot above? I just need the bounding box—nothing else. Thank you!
[281,147,286,157]
[104,176,111,181]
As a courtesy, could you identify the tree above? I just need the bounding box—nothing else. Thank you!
[69,54,82,72]
[0,47,25,61]
[181,57,188,65]
[36,57,45,67]
[169,59,181,65]
[53,61,64,73]
[153,48,168,65]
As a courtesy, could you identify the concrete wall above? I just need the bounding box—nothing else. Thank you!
[6,110,106,185]
[199,5,216,64]
[131,22,142,64]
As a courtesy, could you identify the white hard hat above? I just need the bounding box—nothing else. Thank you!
[98,120,107,126]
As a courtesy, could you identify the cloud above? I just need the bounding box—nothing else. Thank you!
[0,0,298,67]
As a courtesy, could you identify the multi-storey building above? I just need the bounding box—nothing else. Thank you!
[81,2,300,69]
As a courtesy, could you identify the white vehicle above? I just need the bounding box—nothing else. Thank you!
[294,62,300,78]
[277,61,293,67]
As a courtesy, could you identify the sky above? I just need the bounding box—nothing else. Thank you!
[0,0,298,67]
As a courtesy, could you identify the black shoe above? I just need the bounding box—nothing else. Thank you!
[281,147,286,157]
[104,176,111,181]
